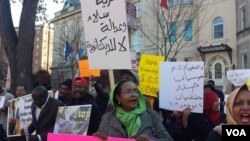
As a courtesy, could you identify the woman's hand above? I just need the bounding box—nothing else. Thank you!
[213,123,224,135]
[136,134,150,141]
[182,107,191,128]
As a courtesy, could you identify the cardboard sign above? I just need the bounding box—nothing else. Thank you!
[160,62,204,113]
[7,94,32,137]
[81,0,132,69]
[47,133,136,141]
[227,69,250,86]
[138,54,164,97]
[0,96,5,108]
[78,60,100,77]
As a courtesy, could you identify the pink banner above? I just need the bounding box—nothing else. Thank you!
[47,133,135,141]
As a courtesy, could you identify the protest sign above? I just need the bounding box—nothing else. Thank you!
[53,105,92,135]
[227,69,250,86]
[47,133,136,141]
[80,0,131,69]
[7,94,32,137]
[78,60,100,77]
[0,96,5,108]
[160,62,204,113]
[138,54,164,97]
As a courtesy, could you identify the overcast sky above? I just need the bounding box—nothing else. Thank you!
[11,1,64,26]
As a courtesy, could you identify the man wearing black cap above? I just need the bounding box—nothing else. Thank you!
[58,79,73,106]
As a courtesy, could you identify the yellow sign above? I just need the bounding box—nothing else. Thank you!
[138,54,164,97]
[78,60,100,77]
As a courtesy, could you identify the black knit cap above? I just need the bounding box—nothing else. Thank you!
[60,79,72,90]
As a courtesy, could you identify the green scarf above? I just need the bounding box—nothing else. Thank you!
[114,88,146,137]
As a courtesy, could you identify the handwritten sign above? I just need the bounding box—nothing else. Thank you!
[53,105,92,135]
[138,54,164,97]
[47,133,136,141]
[80,0,132,69]
[7,94,32,137]
[0,96,5,108]
[227,69,250,86]
[160,62,204,113]
[78,60,100,77]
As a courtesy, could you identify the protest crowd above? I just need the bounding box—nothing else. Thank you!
[1,1,250,141]
[0,67,250,141]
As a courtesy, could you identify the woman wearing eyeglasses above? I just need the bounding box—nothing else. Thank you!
[94,80,173,141]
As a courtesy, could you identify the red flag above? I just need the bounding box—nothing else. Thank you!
[160,0,168,10]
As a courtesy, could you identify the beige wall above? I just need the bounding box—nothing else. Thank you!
[199,0,237,66]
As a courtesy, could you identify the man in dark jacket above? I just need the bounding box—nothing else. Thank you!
[21,86,62,141]
[70,77,101,135]
[58,79,73,106]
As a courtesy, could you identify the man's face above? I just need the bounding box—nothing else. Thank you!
[72,82,86,98]
[32,92,46,108]
[59,85,71,97]
[16,86,26,97]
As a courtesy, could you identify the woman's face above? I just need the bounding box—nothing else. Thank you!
[212,98,220,111]
[232,89,250,125]
[116,82,139,112]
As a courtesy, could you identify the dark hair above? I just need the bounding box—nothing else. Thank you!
[60,79,72,90]
[113,80,133,106]
[33,69,52,90]
[208,80,215,85]
[32,86,48,98]
[204,84,215,91]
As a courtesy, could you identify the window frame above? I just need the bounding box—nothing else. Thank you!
[184,20,193,41]
[213,17,224,39]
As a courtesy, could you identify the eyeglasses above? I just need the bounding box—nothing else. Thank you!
[120,88,139,96]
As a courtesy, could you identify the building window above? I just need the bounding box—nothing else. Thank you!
[215,63,222,79]
[240,6,246,30]
[134,2,141,18]
[35,52,39,56]
[132,30,141,52]
[36,45,39,48]
[76,20,82,31]
[169,0,194,7]
[36,37,39,41]
[184,20,193,41]
[169,0,174,6]
[242,54,248,69]
[213,17,224,39]
[63,25,68,36]
[208,67,212,79]
[170,22,177,42]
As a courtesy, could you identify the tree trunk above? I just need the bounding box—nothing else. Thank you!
[0,0,39,93]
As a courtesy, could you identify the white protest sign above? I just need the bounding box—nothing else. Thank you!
[227,69,250,86]
[81,0,132,69]
[160,62,204,113]
[7,94,33,137]
[0,96,5,108]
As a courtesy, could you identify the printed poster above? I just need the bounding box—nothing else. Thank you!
[53,105,92,135]
[7,94,33,137]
